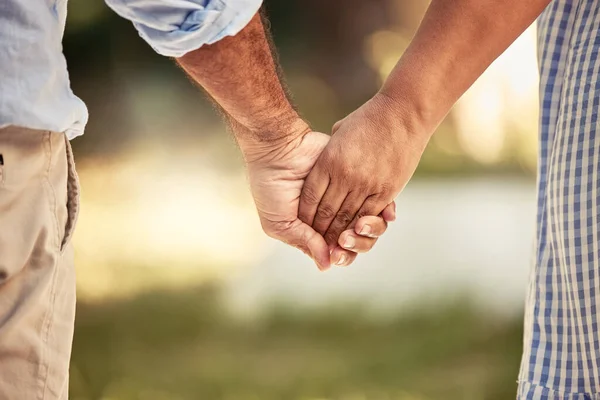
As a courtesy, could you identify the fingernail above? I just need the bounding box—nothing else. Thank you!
[343,236,356,249]
[360,224,372,236]
[335,254,347,266]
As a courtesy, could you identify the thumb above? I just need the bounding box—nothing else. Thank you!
[282,219,331,271]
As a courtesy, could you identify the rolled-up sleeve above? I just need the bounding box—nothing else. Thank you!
[105,0,263,57]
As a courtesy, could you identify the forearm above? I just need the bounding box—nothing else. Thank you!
[380,0,550,136]
[176,12,305,155]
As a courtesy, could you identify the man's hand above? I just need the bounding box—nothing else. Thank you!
[298,94,427,247]
[244,119,394,270]
[176,12,394,269]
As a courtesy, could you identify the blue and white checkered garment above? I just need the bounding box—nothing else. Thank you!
[518,1,600,398]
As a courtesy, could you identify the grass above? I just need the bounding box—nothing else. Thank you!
[70,286,524,400]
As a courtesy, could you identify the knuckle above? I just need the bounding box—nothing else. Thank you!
[324,231,339,246]
[358,196,388,219]
[316,204,336,220]
[350,175,371,191]
[301,186,321,206]
[320,152,336,170]
[378,183,394,198]
[329,165,345,181]
[329,162,352,182]
[356,209,370,220]
[332,119,344,133]
[335,209,354,226]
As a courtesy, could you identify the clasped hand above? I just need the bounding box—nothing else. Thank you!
[246,94,428,270]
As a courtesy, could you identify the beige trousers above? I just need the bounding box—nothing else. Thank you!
[0,126,79,399]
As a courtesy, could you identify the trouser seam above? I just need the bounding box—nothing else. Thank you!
[37,131,63,400]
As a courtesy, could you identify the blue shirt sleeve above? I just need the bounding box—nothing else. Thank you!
[104,0,264,57]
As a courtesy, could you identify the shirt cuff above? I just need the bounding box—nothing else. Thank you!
[105,0,264,57]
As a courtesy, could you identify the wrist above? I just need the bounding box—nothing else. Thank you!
[377,67,448,142]
[368,91,432,151]
[236,114,311,164]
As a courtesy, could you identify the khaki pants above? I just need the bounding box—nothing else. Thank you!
[0,127,79,399]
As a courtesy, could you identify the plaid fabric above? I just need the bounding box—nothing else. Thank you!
[518,1,600,398]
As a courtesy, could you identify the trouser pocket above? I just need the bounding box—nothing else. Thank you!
[0,127,77,282]
[60,134,80,252]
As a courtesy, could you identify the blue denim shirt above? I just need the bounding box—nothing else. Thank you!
[0,0,262,140]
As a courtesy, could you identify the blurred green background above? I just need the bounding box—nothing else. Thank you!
[65,0,539,399]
